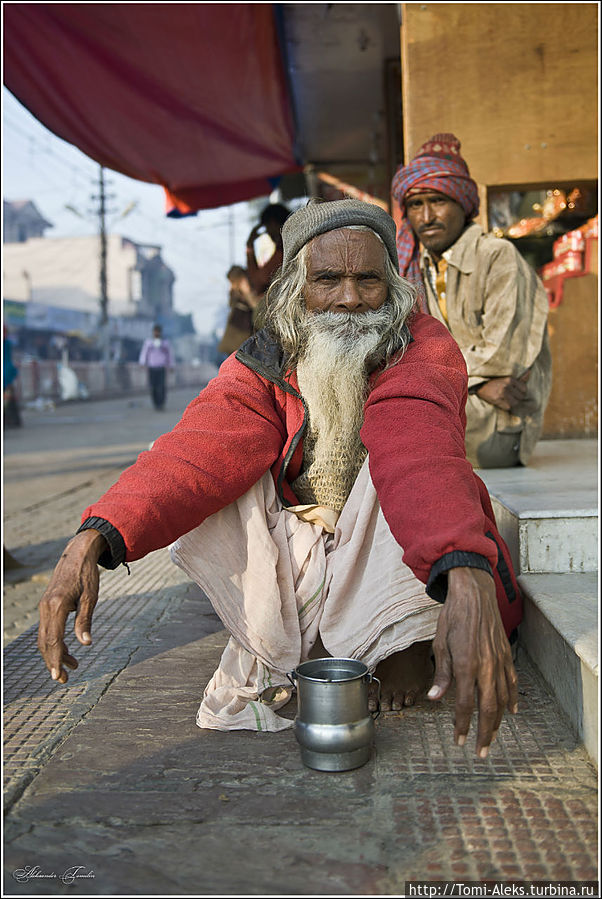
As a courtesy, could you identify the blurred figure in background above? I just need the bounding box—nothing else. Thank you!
[3,325,22,428]
[218,266,259,358]
[245,203,290,304]
[139,324,174,411]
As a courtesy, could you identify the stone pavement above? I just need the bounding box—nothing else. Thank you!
[3,387,203,645]
[3,391,599,895]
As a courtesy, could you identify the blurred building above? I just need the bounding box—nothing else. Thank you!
[3,209,196,362]
[3,199,53,242]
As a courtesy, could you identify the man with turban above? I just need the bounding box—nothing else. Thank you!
[392,134,552,468]
[38,199,520,759]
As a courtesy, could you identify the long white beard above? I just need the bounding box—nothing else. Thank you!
[296,307,394,465]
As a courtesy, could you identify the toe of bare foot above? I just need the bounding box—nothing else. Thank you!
[372,642,434,713]
[379,687,415,711]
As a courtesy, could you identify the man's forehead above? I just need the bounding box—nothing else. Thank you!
[405,189,451,204]
[306,228,385,265]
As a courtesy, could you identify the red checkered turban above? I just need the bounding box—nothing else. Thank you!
[391,134,480,296]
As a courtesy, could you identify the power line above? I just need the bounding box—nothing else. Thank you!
[3,122,101,215]
[4,116,257,273]
[3,115,98,183]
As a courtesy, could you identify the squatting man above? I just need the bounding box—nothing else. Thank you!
[392,133,551,469]
[38,199,521,758]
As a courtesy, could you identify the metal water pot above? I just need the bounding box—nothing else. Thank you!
[288,658,380,772]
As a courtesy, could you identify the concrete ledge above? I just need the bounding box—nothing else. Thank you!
[491,501,597,574]
[518,572,598,766]
[480,439,598,574]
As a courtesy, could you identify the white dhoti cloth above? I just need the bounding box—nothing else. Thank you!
[170,459,441,732]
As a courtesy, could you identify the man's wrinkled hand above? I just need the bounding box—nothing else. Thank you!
[427,566,518,758]
[476,371,529,411]
[37,530,107,685]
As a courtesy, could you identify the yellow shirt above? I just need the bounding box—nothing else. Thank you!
[422,251,450,322]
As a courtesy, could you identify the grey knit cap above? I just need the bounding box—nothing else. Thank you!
[281,199,399,272]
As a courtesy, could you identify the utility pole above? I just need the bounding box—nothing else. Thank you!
[90,165,116,380]
[67,171,135,384]
[228,205,235,266]
[99,166,108,326]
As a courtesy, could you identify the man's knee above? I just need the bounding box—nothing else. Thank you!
[468,430,521,469]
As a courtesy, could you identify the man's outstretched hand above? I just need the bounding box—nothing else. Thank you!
[37,529,108,684]
[428,566,518,758]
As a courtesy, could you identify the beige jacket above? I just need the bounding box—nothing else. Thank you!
[421,223,552,465]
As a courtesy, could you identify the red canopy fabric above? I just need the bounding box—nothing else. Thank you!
[3,3,300,212]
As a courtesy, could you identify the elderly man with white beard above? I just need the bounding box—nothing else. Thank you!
[38,199,521,759]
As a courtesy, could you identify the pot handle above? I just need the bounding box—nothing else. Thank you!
[366,673,381,719]
[286,670,297,688]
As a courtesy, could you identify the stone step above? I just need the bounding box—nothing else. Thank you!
[478,439,599,765]
[479,439,598,575]
[517,572,598,766]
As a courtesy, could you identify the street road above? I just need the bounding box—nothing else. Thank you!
[3,385,206,644]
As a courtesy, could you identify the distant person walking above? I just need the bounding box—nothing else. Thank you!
[139,324,174,411]
[3,325,22,428]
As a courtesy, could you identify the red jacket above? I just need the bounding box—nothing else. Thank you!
[81,312,522,636]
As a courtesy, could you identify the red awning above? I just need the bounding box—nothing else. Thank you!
[3,3,300,213]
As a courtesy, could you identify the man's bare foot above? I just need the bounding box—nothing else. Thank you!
[368,641,434,712]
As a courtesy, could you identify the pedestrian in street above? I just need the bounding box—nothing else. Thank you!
[3,325,22,428]
[38,200,520,758]
[138,324,174,411]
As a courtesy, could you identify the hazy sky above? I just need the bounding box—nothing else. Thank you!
[2,87,268,337]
